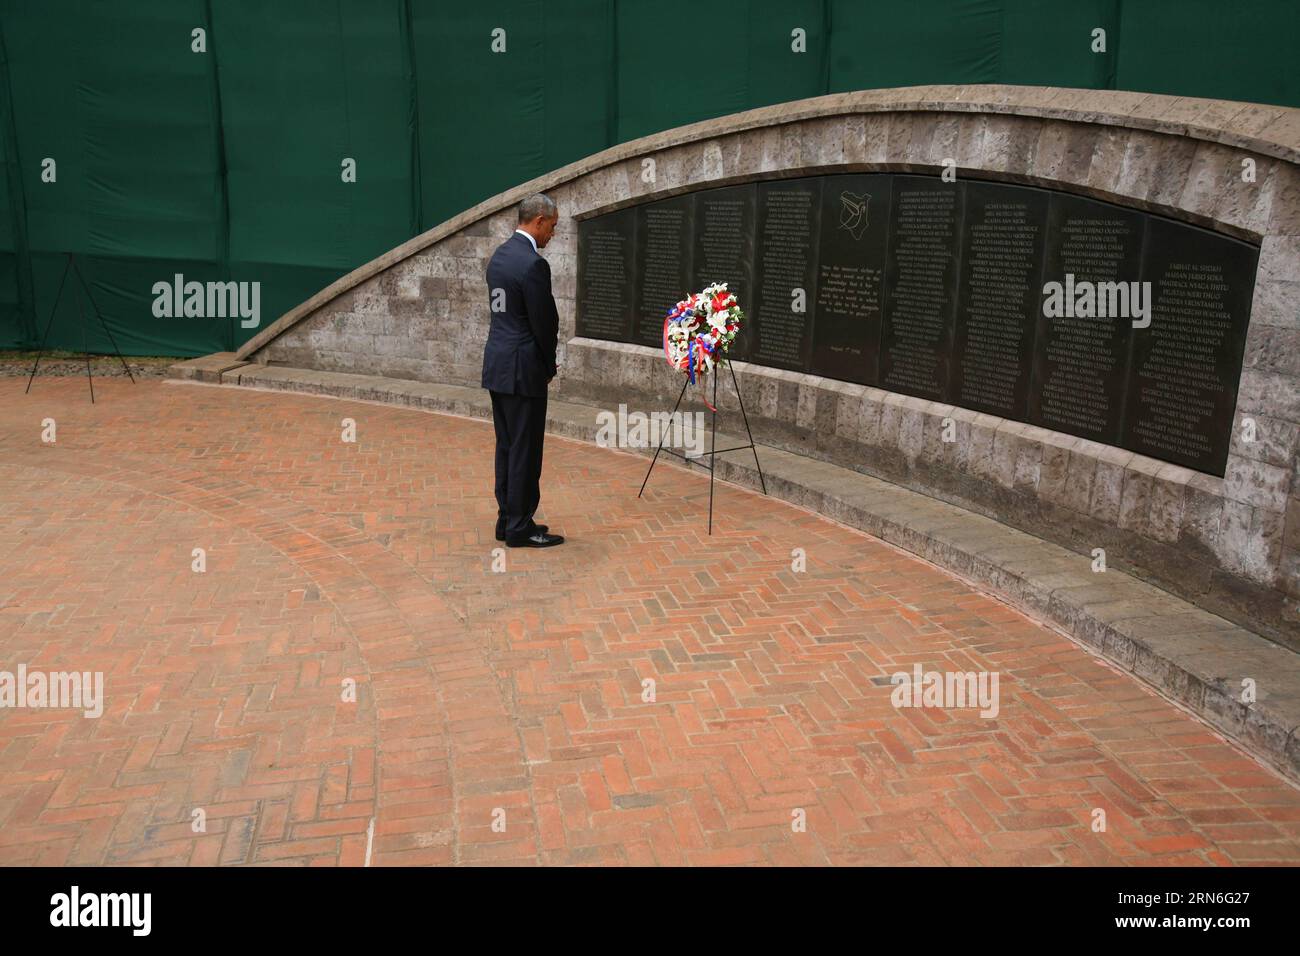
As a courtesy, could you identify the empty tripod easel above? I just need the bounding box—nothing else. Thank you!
[25,252,136,403]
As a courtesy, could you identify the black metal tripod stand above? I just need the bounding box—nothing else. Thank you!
[25,252,136,403]
[637,360,767,534]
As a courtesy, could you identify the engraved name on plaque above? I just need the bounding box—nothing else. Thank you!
[1121,216,1258,474]
[880,176,963,401]
[1028,194,1146,446]
[693,184,757,363]
[633,194,694,347]
[752,178,823,371]
[575,205,636,342]
[951,181,1049,420]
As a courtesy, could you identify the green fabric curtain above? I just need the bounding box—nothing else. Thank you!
[0,18,28,348]
[413,0,613,228]
[0,0,1294,356]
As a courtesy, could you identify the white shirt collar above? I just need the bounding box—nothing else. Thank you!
[514,228,538,253]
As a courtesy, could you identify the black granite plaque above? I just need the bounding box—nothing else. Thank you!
[879,176,963,401]
[1120,217,1258,474]
[575,207,636,342]
[1027,193,1147,445]
[751,178,823,371]
[693,184,757,363]
[632,194,695,348]
[810,174,893,385]
[950,181,1049,420]
[575,172,1261,477]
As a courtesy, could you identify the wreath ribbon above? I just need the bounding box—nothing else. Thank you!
[693,337,717,411]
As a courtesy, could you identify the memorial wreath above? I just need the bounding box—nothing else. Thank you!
[662,282,744,408]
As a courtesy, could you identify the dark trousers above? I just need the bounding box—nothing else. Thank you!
[489,389,547,539]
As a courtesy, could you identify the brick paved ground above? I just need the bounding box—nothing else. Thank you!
[1,377,1298,866]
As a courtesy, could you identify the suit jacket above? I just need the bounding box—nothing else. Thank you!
[481,231,559,397]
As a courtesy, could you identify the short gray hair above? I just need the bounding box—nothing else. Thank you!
[518,193,557,223]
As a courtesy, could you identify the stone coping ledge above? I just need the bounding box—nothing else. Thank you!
[235,84,1300,361]
[168,352,248,382]
[166,356,1300,783]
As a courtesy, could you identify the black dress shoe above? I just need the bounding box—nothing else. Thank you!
[496,523,547,542]
[506,530,565,548]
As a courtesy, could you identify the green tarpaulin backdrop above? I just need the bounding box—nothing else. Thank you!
[0,0,1295,355]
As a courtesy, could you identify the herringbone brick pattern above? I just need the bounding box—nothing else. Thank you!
[0,377,1297,865]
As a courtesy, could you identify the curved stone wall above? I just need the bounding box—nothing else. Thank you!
[239,85,1300,644]
[574,173,1261,478]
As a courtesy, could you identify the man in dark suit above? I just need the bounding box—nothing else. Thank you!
[481,193,565,548]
